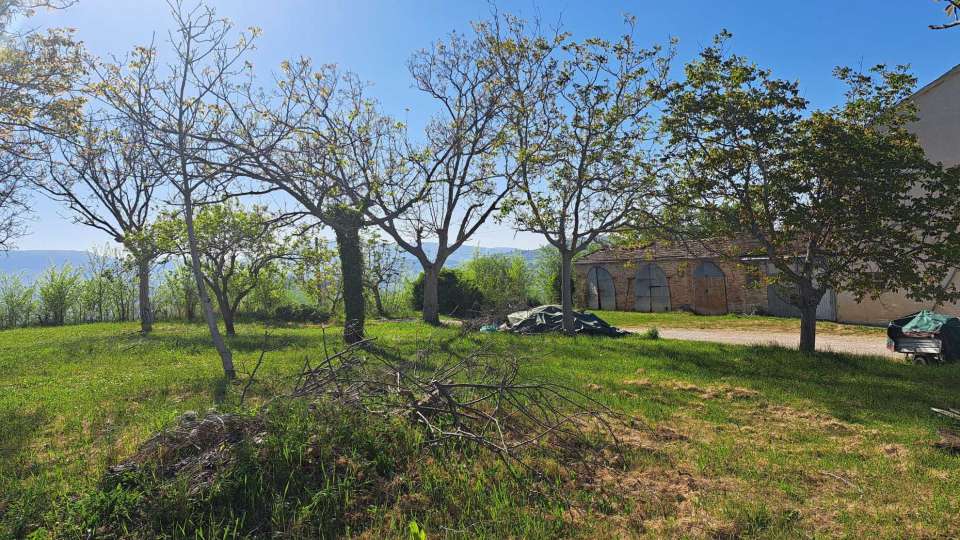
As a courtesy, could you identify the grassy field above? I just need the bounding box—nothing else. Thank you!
[593,310,887,336]
[1,320,958,538]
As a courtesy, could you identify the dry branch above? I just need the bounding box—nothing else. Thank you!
[289,333,642,472]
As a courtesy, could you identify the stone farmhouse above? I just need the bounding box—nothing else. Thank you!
[573,63,960,325]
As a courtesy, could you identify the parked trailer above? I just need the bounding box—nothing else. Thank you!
[887,310,960,364]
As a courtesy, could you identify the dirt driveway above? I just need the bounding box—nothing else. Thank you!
[623,326,897,358]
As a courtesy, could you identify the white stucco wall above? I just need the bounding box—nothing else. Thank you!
[909,65,960,168]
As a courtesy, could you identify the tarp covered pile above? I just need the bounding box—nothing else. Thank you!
[500,305,629,337]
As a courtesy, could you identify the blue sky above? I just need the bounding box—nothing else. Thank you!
[22,0,960,252]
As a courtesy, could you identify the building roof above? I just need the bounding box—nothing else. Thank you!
[911,63,960,102]
[575,237,769,265]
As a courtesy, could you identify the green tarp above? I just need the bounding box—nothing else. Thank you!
[501,305,629,337]
[901,310,955,335]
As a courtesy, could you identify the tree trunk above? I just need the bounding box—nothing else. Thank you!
[798,283,823,354]
[209,283,236,337]
[560,250,575,335]
[422,263,440,325]
[333,219,365,344]
[137,256,152,334]
[185,289,195,321]
[184,195,235,379]
[372,286,386,318]
[222,305,236,336]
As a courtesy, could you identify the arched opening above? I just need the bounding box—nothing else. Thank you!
[635,263,671,312]
[692,261,728,315]
[586,266,616,310]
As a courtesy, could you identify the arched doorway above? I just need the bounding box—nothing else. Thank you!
[586,266,616,310]
[693,261,727,315]
[635,263,671,312]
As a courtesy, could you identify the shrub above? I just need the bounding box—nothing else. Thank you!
[37,264,82,326]
[410,269,484,317]
[460,253,534,313]
[641,327,660,340]
[533,247,575,305]
[0,274,34,328]
[274,303,331,323]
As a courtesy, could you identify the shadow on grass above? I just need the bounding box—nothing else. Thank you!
[0,407,48,469]
[598,337,960,427]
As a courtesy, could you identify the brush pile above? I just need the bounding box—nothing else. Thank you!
[292,336,635,467]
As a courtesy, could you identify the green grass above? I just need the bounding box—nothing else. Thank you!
[1,320,958,538]
[593,309,886,336]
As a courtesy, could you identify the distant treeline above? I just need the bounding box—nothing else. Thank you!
[0,245,574,330]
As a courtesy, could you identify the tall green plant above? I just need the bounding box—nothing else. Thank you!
[0,274,34,328]
[461,253,532,313]
[37,264,81,326]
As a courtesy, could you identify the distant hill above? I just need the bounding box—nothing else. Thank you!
[415,243,542,271]
[0,244,545,282]
[0,250,91,282]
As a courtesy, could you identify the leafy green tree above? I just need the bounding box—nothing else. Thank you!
[661,33,959,353]
[292,235,343,315]
[530,247,576,305]
[0,273,34,328]
[37,264,81,326]
[157,202,293,336]
[244,262,291,318]
[410,269,483,318]
[80,247,113,322]
[460,253,532,313]
[156,264,199,322]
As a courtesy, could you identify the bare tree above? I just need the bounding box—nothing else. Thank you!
[39,117,161,333]
[362,231,407,318]
[484,15,673,333]
[213,61,420,343]
[372,28,514,325]
[93,0,258,378]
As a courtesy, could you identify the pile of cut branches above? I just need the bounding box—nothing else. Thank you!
[291,333,640,473]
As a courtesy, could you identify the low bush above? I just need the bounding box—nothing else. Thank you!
[409,269,484,317]
[460,254,535,314]
[274,303,331,323]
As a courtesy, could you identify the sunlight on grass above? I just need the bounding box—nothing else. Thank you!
[0,321,957,537]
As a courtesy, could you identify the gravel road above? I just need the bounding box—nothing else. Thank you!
[623,327,896,358]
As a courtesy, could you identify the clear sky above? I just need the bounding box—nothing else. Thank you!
[22,0,960,252]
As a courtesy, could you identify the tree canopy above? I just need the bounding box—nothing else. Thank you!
[661,32,960,352]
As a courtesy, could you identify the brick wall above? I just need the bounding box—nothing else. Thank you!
[573,258,767,313]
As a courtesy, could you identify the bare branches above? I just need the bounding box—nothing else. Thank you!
[290,334,635,471]
[88,0,263,376]
[930,0,960,29]
[0,0,84,250]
